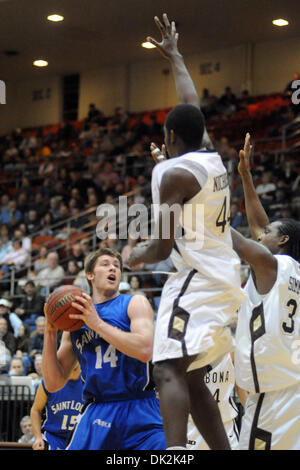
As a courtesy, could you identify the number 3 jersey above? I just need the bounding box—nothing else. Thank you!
[235,255,300,394]
[70,294,155,402]
[151,151,245,312]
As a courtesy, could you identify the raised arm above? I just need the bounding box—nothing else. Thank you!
[231,228,277,294]
[147,13,212,149]
[238,133,270,240]
[42,315,77,393]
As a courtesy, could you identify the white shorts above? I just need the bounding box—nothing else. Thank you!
[153,269,236,370]
[239,382,300,450]
[187,417,239,450]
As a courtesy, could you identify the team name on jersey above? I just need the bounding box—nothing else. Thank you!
[51,400,84,415]
[205,370,230,384]
[288,276,300,295]
[75,329,100,354]
[213,172,229,192]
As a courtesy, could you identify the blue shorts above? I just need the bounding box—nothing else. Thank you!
[66,397,166,450]
[43,431,69,450]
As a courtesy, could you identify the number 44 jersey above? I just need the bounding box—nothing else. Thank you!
[151,150,245,312]
[235,255,300,394]
[70,294,156,403]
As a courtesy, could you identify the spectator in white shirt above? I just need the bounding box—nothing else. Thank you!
[36,252,64,292]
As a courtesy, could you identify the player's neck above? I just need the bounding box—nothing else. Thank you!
[92,288,119,304]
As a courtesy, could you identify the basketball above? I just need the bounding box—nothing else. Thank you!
[44,285,85,332]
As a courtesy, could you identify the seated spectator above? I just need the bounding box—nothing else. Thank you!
[230,202,246,229]
[39,212,55,236]
[33,246,49,273]
[15,323,31,358]
[218,86,237,117]
[49,196,62,222]
[0,298,22,337]
[69,243,85,270]
[0,338,11,373]
[255,171,276,204]
[31,191,48,219]
[8,356,25,376]
[14,281,45,330]
[29,317,45,358]
[18,416,35,445]
[0,317,16,356]
[25,210,42,235]
[36,252,65,293]
[28,353,43,387]
[0,200,22,227]
[129,275,146,296]
[86,103,103,123]
[0,232,12,263]
[13,226,32,254]
[62,260,80,285]
[0,239,30,273]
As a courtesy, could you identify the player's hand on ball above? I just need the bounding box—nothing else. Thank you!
[70,292,101,331]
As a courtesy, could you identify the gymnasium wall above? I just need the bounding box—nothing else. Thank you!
[0,35,299,135]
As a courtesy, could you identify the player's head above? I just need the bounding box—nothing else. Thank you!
[258,219,300,261]
[164,104,205,157]
[85,247,123,295]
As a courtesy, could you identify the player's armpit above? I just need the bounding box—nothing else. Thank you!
[231,228,277,294]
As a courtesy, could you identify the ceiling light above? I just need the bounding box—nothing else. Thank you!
[272,19,289,26]
[142,42,156,49]
[47,14,64,22]
[33,59,48,67]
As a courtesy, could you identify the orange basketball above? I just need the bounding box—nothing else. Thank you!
[44,285,85,331]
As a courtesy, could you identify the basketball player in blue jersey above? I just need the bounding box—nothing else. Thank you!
[42,247,166,450]
[31,361,84,450]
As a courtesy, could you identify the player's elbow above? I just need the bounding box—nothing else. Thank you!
[138,345,153,363]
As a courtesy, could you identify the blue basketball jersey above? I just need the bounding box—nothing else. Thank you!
[41,377,85,440]
[70,294,155,402]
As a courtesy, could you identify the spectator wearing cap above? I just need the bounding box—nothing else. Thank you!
[0,298,22,337]
[119,281,131,294]
[14,281,45,330]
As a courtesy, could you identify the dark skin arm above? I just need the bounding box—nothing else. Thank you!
[231,228,277,294]
[128,168,200,267]
[238,134,270,240]
[147,13,213,150]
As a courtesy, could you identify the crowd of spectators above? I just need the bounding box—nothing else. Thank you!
[0,80,299,407]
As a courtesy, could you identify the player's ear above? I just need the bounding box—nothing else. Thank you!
[170,129,176,144]
[86,271,94,282]
[278,234,289,247]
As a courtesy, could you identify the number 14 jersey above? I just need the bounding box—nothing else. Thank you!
[70,294,155,402]
[235,255,300,394]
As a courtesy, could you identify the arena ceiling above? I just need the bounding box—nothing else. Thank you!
[1,0,300,81]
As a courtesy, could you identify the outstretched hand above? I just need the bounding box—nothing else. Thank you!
[238,133,253,176]
[150,142,167,164]
[147,13,179,60]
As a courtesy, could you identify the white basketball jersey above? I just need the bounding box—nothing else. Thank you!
[235,254,300,393]
[187,354,238,448]
[151,151,245,309]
